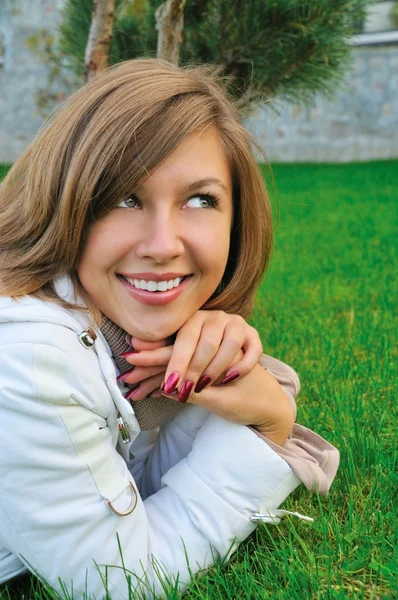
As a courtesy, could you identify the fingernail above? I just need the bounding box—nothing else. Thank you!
[160,389,179,397]
[221,371,240,385]
[120,350,140,358]
[124,383,140,400]
[178,380,193,403]
[162,372,179,394]
[125,334,132,346]
[117,368,135,382]
[195,375,211,393]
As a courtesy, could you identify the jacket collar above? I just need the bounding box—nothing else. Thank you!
[0,275,141,439]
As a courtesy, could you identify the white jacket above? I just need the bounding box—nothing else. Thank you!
[0,278,305,599]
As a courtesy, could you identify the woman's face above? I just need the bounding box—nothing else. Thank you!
[77,127,234,340]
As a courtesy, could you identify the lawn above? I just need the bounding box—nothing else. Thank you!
[0,165,11,180]
[0,161,397,599]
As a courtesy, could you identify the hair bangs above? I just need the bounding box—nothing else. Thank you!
[88,93,219,221]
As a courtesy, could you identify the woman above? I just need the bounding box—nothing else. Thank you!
[0,59,339,598]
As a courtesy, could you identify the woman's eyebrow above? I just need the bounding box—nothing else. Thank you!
[135,177,230,196]
[182,178,229,195]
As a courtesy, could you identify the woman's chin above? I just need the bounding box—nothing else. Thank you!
[125,321,179,343]
[131,331,173,343]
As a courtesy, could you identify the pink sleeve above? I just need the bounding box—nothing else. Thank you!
[256,354,340,495]
[259,354,300,419]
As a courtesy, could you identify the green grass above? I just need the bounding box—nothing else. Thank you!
[1,161,397,599]
[0,165,11,180]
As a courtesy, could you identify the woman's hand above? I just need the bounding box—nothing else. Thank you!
[182,364,295,446]
[119,310,263,402]
[119,310,294,445]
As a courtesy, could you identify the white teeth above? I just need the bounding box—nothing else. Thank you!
[157,281,168,292]
[123,275,185,292]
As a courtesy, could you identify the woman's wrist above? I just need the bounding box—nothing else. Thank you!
[247,366,295,446]
[251,418,294,446]
[250,382,295,446]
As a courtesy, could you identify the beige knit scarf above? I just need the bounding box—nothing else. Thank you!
[100,315,184,430]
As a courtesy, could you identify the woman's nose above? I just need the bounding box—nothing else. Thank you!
[135,216,185,263]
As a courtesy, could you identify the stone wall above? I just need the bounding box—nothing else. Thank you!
[0,0,67,163]
[245,44,398,163]
[0,0,397,163]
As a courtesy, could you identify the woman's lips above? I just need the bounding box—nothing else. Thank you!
[118,274,192,306]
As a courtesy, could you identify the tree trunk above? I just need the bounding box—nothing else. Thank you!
[84,0,116,82]
[155,0,186,64]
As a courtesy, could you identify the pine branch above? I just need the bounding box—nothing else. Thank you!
[59,0,370,110]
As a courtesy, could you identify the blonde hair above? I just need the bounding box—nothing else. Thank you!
[0,59,272,319]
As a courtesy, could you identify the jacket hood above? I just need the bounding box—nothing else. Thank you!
[0,277,90,333]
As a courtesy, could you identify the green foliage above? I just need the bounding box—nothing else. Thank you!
[59,0,369,111]
[1,160,397,599]
[58,0,150,79]
[58,0,94,79]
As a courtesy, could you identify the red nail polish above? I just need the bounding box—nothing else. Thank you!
[163,372,179,394]
[120,350,140,358]
[125,384,140,400]
[221,371,240,385]
[195,375,211,393]
[179,380,193,403]
[117,368,135,382]
[160,389,179,397]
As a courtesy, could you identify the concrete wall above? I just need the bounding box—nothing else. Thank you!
[364,1,396,32]
[0,0,397,164]
[246,44,398,163]
[0,0,67,163]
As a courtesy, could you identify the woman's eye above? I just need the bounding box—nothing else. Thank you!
[118,196,140,209]
[185,194,219,209]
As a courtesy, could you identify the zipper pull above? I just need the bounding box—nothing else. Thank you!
[117,416,131,444]
[251,509,314,524]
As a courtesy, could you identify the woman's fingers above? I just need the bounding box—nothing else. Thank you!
[129,337,168,351]
[121,345,173,367]
[196,323,246,387]
[124,373,165,402]
[160,312,206,392]
[211,349,244,386]
[118,339,171,392]
[220,324,263,380]
[160,364,294,445]
[162,312,225,400]
[160,366,250,414]
[118,365,166,385]
[123,314,263,406]
[166,313,262,401]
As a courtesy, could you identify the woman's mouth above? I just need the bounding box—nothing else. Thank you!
[120,275,187,292]
[117,274,192,306]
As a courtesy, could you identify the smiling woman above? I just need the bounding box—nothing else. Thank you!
[0,59,339,598]
[77,127,233,339]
